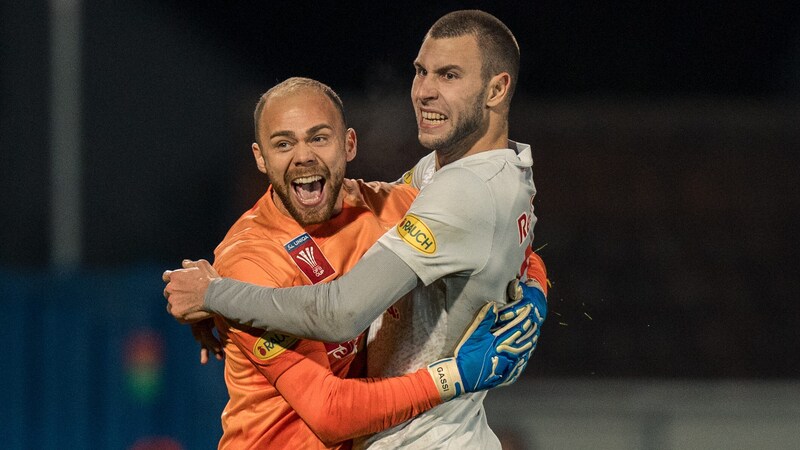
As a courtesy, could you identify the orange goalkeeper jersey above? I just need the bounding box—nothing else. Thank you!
[212,179,441,450]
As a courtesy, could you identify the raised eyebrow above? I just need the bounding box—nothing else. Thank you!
[269,130,296,140]
[306,124,333,137]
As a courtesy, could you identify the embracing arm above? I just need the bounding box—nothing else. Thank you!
[231,293,541,446]
[209,257,439,445]
[205,245,418,342]
[241,336,440,446]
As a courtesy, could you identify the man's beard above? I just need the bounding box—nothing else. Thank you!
[272,168,344,226]
[422,86,488,160]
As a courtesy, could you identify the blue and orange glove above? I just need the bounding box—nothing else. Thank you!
[497,251,548,384]
[495,278,547,386]
[426,252,548,400]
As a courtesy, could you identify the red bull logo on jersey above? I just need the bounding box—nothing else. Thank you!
[284,233,336,284]
[517,193,536,246]
[253,331,298,360]
[517,213,531,245]
[397,214,436,254]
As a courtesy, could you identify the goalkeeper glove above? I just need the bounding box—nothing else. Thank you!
[426,292,542,400]
[495,278,547,386]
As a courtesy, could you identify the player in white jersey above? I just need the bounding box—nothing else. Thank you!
[165,10,545,449]
[360,139,535,448]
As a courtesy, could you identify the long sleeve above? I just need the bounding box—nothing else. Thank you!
[218,258,441,446]
[227,329,441,446]
[206,246,419,342]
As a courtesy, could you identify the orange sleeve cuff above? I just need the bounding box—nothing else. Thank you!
[527,251,549,296]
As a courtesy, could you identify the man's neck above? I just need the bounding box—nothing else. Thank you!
[435,125,508,169]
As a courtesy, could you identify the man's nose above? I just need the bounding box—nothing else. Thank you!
[414,76,438,102]
[292,142,318,165]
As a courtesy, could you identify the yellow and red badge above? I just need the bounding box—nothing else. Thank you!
[253,331,298,360]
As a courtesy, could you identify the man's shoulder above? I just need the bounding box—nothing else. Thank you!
[343,178,418,210]
[214,211,294,279]
[214,240,286,279]
[346,178,418,195]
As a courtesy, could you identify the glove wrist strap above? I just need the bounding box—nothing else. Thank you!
[426,358,464,401]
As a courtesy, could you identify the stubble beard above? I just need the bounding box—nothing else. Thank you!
[272,166,345,226]
[420,86,488,163]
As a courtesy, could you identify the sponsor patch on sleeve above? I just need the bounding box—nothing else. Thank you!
[396,214,436,254]
[401,168,414,185]
[253,331,298,360]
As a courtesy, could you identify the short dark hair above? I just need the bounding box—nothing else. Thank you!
[427,10,520,101]
[253,77,346,145]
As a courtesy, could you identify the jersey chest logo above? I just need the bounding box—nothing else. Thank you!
[284,233,336,284]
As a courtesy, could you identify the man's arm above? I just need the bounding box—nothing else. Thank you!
[210,257,434,445]
[218,256,541,445]
[237,298,539,446]
[230,330,439,446]
[165,246,418,342]
[164,171,494,342]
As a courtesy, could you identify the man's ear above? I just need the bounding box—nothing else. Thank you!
[485,72,511,108]
[252,143,267,173]
[345,128,357,162]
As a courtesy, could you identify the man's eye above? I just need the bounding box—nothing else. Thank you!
[416,67,427,77]
[444,72,456,80]
[275,141,291,150]
[311,136,328,144]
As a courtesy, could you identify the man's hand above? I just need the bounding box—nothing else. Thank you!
[426,293,543,401]
[162,259,220,323]
[191,318,224,364]
[493,278,547,385]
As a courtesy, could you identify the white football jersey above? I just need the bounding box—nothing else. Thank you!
[359,141,537,449]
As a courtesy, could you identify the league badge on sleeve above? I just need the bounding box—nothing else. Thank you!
[284,233,336,284]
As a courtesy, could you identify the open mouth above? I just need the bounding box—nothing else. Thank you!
[421,110,448,126]
[292,175,326,206]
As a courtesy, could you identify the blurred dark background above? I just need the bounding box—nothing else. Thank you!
[2,0,800,447]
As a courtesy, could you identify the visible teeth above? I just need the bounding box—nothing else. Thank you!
[422,111,447,121]
[293,175,322,184]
